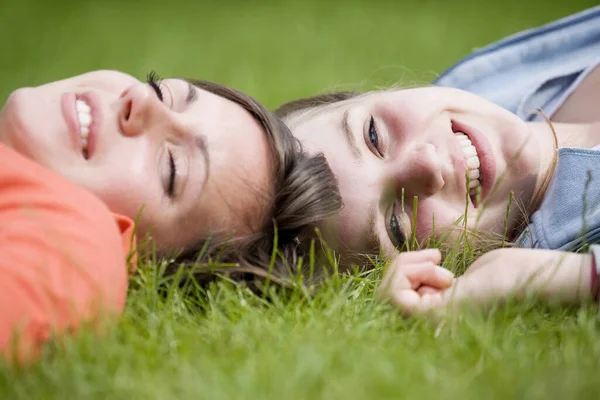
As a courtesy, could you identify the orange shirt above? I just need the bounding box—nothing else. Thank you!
[0,143,135,363]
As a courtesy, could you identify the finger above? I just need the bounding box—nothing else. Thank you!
[391,289,446,316]
[378,261,409,301]
[417,285,441,296]
[418,293,445,313]
[390,290,421,315]
[393,249,442,268]
[404,263,454,290]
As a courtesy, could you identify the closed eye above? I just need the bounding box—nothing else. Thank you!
[166,148,177,198]
[146,71,165,102]
[365,115,383,158]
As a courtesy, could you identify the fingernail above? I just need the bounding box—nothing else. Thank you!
[436,266,454,280]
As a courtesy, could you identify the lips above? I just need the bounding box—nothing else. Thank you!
[61,92,84,156]
[78,91,102,159]
[60,91,102,160]
[451,120,496,206]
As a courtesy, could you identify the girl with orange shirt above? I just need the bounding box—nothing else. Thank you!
[0,70,341,363]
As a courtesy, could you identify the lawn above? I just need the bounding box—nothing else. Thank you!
[1,0,600,398]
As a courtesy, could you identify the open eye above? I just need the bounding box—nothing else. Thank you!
[365,115,383,158]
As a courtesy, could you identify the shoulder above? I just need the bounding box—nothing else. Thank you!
[0,144,135,362]
[0,142,135,266]
[434,7,600,118]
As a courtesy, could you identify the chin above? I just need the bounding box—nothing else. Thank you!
[0,90,32,155]
[1,88,65,165]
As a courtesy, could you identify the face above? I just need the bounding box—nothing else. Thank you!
[287,87,542,261]
[0,70,273,251]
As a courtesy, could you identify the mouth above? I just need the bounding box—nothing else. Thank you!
[454,130,481,205]
[61,92,99,160]
[75,98,92,158]
[451,120,494,207]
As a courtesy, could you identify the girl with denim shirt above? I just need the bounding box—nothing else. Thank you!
[277,6,600,315]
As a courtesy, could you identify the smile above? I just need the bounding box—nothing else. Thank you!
[75,99,92,158]
[454,131,481,197]
[451,119,496,208]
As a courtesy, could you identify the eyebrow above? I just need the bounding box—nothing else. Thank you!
[186,82,198,105]
[341,109,362,161]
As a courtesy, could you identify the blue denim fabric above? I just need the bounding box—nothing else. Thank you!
[434,6,600,122]
[518,148,600,251]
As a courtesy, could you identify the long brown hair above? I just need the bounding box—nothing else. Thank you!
[165,80,343,287]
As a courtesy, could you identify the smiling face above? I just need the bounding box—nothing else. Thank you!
[0,70,273,251]
[283,87,543,261]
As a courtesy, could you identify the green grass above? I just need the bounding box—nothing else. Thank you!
[1,266,600,399]
[2,0,600,398]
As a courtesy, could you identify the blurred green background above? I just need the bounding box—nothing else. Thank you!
[0,0,597,109]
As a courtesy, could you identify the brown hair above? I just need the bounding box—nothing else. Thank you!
[165,80,343,287]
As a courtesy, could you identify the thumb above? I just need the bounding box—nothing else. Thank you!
[404,262,454,290]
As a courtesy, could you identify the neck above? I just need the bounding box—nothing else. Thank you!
[528,119,600,156]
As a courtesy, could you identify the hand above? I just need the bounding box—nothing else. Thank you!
[378,247,594,317]
[377,248,454,316]
[448,248,594,307]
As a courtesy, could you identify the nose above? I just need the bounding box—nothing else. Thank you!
[386,142,444,199]
[118,82,168,138]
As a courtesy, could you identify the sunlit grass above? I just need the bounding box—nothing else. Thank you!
[1,257,599,399]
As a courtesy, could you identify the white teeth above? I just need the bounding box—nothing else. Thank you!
[75,99,92,154]
[456,133,471,145]
[466,156,480,170]
[462,145,477,157]
[78,112,91,127]
[455,131,482,194]
[76,100,91,113]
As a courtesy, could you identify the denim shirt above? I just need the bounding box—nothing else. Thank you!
[434,6,600,122]
[518,147,600,251]
[434,6,600,253]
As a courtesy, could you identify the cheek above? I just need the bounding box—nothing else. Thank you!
[417,199,463,242]
[93,175,160,234]
[85,153,162,226]
[496,121,540,188]
[0,87,77,169]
